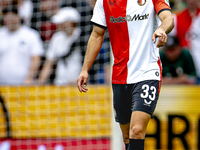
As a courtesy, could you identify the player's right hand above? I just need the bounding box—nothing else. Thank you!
[77,70,88,93]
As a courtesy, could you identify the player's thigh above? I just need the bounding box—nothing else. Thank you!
[131,80,161,117]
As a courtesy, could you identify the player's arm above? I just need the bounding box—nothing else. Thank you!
[77,25,106,92]
[24,56,41,84]
[152,10,174,47]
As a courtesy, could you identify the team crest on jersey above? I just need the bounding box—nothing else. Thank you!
[138,0,147,6]
[109,0,116,5]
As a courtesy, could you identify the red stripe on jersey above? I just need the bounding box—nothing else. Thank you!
[152,0,171,14]
[157,57,162,94]
[103,0,129,84]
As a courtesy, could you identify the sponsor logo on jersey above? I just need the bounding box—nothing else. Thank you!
[110,16,126,23]
[144,99,152,107]
[110,13,149,23]
[144,99,152,105]
[138,0,147,6]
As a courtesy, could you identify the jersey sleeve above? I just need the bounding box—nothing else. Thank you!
[153,0,171,15]
[91,0,107,29]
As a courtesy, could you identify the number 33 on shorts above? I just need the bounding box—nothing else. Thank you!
[139,80,160,107]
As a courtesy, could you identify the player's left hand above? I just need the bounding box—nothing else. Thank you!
[152,28,167,48]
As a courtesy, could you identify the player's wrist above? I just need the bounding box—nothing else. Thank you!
[81,68,89,73]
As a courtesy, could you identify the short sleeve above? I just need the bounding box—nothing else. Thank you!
[153,0,171,15]
[91,0,107,29]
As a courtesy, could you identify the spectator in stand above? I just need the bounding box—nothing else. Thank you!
[0,0,12,26]
[39,0,59,43]
[30,0,60,82]
[0,7,44,85]
[170,0,200,84]
[60,0,92,53]
[160,36,197,84]
[12,0,33,26]
[30,0,59,46]
[38,7,82,85]
[33,0,110,84]
[61,0,100,84]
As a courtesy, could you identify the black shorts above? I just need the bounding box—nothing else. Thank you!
[112,80,161,124]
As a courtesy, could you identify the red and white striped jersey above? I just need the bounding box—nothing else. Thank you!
[91,0,171,84]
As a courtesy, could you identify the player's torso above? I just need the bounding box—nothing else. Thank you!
[103,0,160,84]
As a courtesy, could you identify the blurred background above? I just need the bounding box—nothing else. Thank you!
[0,0,200,149]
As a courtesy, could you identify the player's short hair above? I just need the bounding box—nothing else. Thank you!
[2,6,18,15]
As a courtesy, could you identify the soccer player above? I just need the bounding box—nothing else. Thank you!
[38,7,82,85]
[77,0,174,150]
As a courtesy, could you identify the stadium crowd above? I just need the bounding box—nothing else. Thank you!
[0,0,200,85]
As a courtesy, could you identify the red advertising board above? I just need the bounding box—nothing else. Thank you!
[0,139,110,150]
